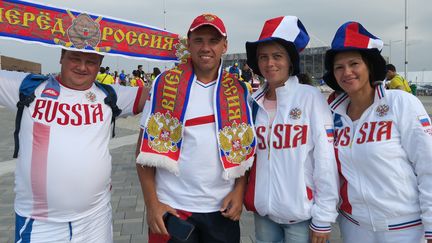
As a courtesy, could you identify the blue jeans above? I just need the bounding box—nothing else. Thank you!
[254,214,310,243]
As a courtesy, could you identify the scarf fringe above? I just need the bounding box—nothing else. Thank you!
[222,156,255,180]
[136,152,179,175]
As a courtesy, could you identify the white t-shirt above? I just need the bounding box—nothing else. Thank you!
[0,70,142,222]
[140,79,235,213]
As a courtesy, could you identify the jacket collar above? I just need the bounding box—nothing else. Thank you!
[252,76,300,103]
[330,84,387,114]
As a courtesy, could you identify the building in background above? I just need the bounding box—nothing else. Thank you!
[299,47,327,82]
[223,53,247,71]
[0,55,41,74]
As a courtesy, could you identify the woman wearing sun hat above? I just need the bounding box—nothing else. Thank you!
[243,16,339,243]
[324,21,432,243]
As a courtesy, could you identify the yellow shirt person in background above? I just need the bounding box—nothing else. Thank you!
[386,64,412,93]
[96,67,115,85]
[130,70,144,87]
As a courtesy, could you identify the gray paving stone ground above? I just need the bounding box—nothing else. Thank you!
[2,95,432,242]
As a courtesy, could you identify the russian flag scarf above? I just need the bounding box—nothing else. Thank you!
[137,59,256,179]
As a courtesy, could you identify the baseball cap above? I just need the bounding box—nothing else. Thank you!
[323,21,386,91]
[246,16,310,76]
[188,13,227,37]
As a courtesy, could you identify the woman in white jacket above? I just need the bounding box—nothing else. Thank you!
[324,21,432,243]
[244,16,339,243]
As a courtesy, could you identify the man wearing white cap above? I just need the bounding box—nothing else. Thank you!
[0,48,149,242]
[136,13,256,242]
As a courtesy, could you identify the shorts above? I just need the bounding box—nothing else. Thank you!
[15,204,113,243]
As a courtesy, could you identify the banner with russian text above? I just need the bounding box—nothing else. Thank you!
[0,0,182,61]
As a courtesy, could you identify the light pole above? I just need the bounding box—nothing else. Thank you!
[163,0,167,31]
[384,40,402,64]
[163,0,167,70]
[116,57,119,73]
[422,68,425,83]
[404,0,408,80]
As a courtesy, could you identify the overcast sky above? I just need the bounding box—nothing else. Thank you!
[0,0,431,76]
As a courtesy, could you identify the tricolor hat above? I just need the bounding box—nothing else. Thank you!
[188,13,227,37]
[246,16,310,76]
[323,21,387,91]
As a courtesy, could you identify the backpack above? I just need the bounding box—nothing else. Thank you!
[13,74,122,158]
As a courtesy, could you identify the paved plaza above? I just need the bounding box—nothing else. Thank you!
[2,95,432,242]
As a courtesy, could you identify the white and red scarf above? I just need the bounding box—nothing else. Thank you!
[137,59,256,179]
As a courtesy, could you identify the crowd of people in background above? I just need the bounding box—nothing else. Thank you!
[55,51,419,98]
[225,61,317,95]
[94,64,162,87]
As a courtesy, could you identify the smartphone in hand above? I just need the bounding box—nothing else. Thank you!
[163,213,195,241]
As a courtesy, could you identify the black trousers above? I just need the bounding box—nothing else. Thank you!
[149,210,240,243]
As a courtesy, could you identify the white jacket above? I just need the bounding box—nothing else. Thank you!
[331,84,432,239]
[244,76,339,233]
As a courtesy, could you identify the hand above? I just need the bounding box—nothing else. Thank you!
[220,187,244,221]
[146,200,179,235]
[310,230,330,243]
